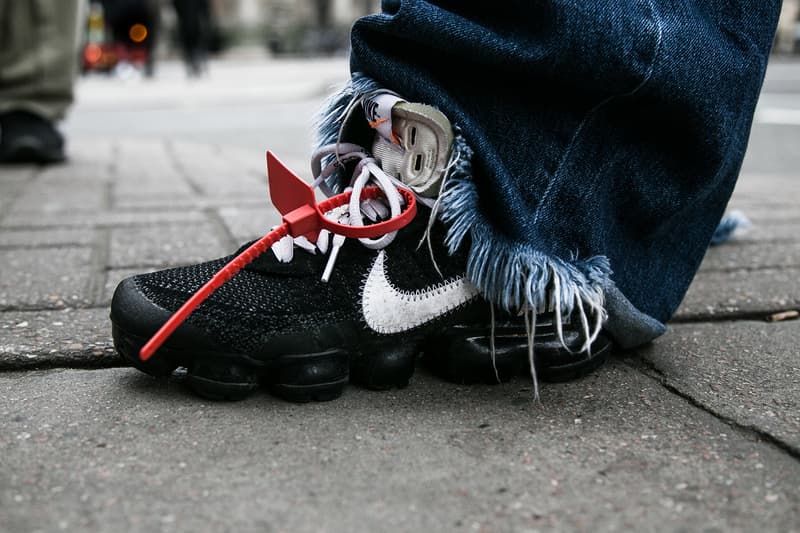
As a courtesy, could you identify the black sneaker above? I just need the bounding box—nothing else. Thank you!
[110,202,610,402]
[110,95,611,402]
[0,111,66,164]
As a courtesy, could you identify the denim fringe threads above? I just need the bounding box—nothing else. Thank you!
[314,74,612,367]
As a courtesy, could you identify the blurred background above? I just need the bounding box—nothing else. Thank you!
[80,0,800,75]
[65,0,800,164]
[68,0,383,166]
[80,0,380,78]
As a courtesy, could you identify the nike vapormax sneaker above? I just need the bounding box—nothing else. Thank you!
[110,92,611,402]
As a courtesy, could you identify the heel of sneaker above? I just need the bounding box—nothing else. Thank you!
[423,324,612,385]
[423,326,525,384]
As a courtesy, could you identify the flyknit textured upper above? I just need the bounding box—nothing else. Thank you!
[134,209,472,354]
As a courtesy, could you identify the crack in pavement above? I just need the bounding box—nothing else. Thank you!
[625,356,800,461]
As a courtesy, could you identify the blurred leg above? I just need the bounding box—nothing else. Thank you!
[0,0,81,121]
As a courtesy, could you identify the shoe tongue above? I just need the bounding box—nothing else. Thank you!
[371,135,405,180]
[363,92,403,142]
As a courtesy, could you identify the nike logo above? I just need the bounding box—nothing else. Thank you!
[362,252,480,334]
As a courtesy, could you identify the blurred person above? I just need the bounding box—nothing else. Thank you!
[172,0,212,77]
[0,0,81,164]
[100,0,160,77]
[110,1,780,403]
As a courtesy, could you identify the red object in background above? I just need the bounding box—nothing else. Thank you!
[82,41,149,72]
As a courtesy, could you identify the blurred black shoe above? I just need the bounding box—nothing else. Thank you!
[0,110,66,164]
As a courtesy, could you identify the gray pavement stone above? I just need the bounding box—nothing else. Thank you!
[113,175,196,199]
[636,321,800,453]
[115,140,184,180]
[730,173,799,199]
[7,180,108,214]
[109,223,229,268]
[216,144,288,180]
[0,228,96,248]
[112,193,263,210]
[1,209,206,229]
[0,247,94,310]
[63,137,116,166]
[169,141,265,196]
[699,241,800,272]
[217,205,281,242]
[721,220,800,244]
[0,309,118,369]
[724,205,800,223]
[676,267,800,320]
[0,165,37,183]
[1,363,798,533]
[36,159,113,184]
[0,166,36,214]
[741,122,800,175]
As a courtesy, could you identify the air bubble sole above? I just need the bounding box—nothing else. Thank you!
[112,318,611,403]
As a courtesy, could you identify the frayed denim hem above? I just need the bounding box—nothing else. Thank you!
[314,73,666,350]
[439,135,609,316]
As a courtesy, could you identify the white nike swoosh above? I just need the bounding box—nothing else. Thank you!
[361,251,480,334]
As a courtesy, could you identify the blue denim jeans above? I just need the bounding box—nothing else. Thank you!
[316,0,780,348]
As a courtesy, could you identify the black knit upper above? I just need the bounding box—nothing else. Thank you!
[134,208,471,354]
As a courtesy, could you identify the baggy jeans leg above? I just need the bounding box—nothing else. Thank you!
[314,1,781,348]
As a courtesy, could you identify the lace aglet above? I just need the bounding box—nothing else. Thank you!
[321,234,346,282]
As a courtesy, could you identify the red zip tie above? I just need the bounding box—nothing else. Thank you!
[139,151,416,361]
[139,225,289,361]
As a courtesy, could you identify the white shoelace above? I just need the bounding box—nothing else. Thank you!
[270,142,414,282]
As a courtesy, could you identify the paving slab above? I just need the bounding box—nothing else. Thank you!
[0,247,94,310]
[113,174,196,198]
[7,180,108,214]
[109,222,229,268]
[722,205,800,223]
[36,159,114,184]
[1,209,206,230]
[0,165,37,183]
[169,141,265,196]
[0,228,97,248]
[112,193,264,210]
[61,138,116,168]
[730,174,800,198]
[719,220,800,244]
[0,309,117,370]
[676,267,800,320]
[217,205,282,242]
[216,144,280,181]
[741,122,800,174]
[699,241,800,272]
[1,363,798,533]
[636,320,800,453]
[0,166,36,214]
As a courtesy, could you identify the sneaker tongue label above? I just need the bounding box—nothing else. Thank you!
[364,93,403,144]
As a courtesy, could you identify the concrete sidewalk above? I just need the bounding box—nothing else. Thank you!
[2,66,799,532]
